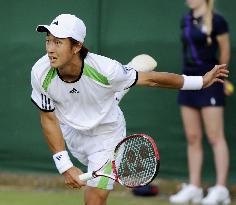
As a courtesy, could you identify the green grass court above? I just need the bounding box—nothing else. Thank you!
[0,188,235,205]
[0,189,162,205]
[0,173,235,205]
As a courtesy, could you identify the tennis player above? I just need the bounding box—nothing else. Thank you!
[31,14,229,205]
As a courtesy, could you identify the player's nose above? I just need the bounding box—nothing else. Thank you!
[46,42,56,53]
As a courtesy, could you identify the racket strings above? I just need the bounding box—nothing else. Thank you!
[114,136,159,187]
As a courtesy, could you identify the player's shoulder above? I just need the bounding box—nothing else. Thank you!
[85,52,118,67]
[31,54,51,77]
[213,12,226,20]
[213,12,228,25]
[212,12,229,33]
[85,52,121,75]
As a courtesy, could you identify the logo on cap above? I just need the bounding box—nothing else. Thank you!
[52,21,58,25]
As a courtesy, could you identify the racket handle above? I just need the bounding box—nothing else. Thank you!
[79,172,94,181]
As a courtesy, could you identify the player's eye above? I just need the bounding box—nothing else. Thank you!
[55,40,62,45]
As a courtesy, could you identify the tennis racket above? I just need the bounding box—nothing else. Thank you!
[79,134,160,188]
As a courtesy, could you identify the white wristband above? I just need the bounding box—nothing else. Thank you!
[53,151,73,174]
[181,75,203,90]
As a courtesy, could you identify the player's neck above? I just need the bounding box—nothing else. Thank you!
[192,3,207,18]
[58,55,83,82]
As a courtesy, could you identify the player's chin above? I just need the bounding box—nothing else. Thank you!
[50,61,60,68]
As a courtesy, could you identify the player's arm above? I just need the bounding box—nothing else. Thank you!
[217,33,230,65]
[217,33,233,96]
[40,111,85,188]
[136,64,229,89]
[40,111,65,153]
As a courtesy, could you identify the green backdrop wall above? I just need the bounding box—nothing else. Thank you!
[0,0,235,183]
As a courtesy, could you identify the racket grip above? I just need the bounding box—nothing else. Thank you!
[79,172,94,181]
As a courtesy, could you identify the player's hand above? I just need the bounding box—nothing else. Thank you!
[63,166,86,189]
[203,64,229,88]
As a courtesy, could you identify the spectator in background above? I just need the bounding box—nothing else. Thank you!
[169,0,232,205]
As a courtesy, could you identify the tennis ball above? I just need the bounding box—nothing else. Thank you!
[226,82,234,94]
[128,54,157,72]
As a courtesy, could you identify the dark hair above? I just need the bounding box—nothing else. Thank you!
[69,37,88,59]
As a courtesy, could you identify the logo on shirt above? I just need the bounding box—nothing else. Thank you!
[41,94,53,110]
[69,88,80,93]
[122,65,133,74]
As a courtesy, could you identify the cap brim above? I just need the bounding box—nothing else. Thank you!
[36,25,70,39]
[36,25,50,33]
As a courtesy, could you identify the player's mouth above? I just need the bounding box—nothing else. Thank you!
[49,56,58,64]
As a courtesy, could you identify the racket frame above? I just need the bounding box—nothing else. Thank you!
[79,134,160,188]
[113,134,160,187]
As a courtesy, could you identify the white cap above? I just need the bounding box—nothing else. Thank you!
[36,14,86,43]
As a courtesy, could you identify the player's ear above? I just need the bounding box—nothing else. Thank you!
[73,42,83,55]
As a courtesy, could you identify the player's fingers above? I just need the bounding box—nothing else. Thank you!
[75,177,86,186]
[218,69,229,75]
[65,180,72,188]
[216,73,228,78]
[73,179,84,188]
[65,182,82,189]
[68,175,86,187]
[65,178,80,189]
[216,78,225,84]
[65,183,74,189]
[72,184,82,189]
[68,185,81,189]
[213,64,228,75]
[216,64,227,69]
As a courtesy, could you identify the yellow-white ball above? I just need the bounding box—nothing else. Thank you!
[128,54,157,72]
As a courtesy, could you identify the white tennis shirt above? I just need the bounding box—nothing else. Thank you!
[31,52,137,132]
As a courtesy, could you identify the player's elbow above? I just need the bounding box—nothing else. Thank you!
[136,78,160,87]
[137,72,161,87]
[147,81,160,87]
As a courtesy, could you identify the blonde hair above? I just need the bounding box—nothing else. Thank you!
[204,0,214,45]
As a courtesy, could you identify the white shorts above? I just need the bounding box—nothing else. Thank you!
[60,111,126,190]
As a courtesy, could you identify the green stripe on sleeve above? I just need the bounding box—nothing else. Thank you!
[42,68,57,92]
[83,64,109,85]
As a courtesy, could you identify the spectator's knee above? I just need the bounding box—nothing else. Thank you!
[207,135,223,146]
[186,133,202,145]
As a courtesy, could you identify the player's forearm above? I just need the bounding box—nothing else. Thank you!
[137,71,184,89]
[40,111,66,154]
[219,46,230,65]
[218,33,230,65]
[219,52,230,65]
[40,111,74,174]
[137,64,228,90]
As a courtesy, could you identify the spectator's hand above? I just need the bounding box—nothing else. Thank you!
[63,166,86,189]
[203,64,229,88]
[224,80,234,96]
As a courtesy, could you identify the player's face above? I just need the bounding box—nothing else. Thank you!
[46,34,74,68]
[186,0,206,9]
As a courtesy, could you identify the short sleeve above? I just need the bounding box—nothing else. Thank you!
[31,70,55,112]
[213,14,229,36]
[109,62,138,92]
[108,62,138,92]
